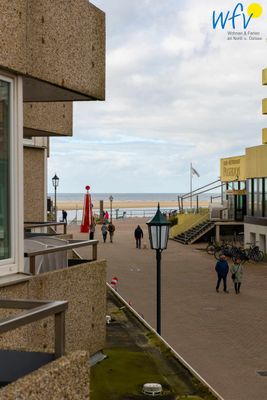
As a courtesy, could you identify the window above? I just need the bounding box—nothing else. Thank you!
[259,234,266,253]
[264,178,267,217]
[0,73,23,276]
[258,178,263,217]
[247,179,254,216]
[0,80,10,259]
[250,232,256,245]
[253,179,259,217]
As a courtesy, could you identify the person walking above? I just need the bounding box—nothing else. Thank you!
[108,222,115,243]
[62,210,67,223]
[134,225,143,249]
[231,257,243,294]
[89,221,96,240]
[215,254,229,293]
[101,223,108,243]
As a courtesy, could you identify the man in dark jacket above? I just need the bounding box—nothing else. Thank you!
[108,222,115,243]
[215,254,229,293]
[134,225,143,249]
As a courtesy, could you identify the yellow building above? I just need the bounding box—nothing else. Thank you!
[220,69,267,252]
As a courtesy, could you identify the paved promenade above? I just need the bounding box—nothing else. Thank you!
[70,218,267,400]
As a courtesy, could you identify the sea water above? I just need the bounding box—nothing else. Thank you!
[51,193,218,222]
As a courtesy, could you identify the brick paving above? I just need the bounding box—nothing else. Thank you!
[69,218,267,400]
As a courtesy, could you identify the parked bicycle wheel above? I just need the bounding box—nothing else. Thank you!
[221,245,233,258]
[251,250,264,262]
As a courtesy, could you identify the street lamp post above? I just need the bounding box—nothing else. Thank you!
[146,204,170,335]
[52,174,59,222]
[109,195,114,223]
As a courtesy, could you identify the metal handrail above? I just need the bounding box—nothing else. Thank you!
[24,239,98,275]
[24,222,67,235]
[0,299,68,359]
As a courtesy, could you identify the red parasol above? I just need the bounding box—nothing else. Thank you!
[80,185,93,233]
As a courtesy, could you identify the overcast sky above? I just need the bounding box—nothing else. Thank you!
[48,0,267,193]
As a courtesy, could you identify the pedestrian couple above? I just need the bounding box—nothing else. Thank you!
[215,254,243,294]
[101,222,115,243]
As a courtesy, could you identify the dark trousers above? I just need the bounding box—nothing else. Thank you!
[234,282,241,293]
[89,232,94,240]
[136,238,141,248]
[216,275,227,291]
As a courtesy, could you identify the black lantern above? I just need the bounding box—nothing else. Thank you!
[52,174,59,222]
[52,174,59,188]
[146,204,170,250]
[146,204,170,335]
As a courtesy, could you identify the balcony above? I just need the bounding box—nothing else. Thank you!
[0,0,105,102]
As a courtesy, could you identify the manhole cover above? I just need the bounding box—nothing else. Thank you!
[257,371,267,376]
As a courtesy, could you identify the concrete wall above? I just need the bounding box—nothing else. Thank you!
[24,102,73,137]
[0,351,90,400]
[0,260,107,355]
[244,223,267,253]
[0,0,105,101]
[24,146,45,222]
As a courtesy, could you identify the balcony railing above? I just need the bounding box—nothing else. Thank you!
[0,299,68,359]
[24,222,67,235]
[24,239,98,275]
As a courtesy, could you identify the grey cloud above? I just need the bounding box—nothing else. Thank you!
[49,0,267,192]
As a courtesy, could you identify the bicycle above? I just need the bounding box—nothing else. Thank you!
[206,237,220,255]
[214,240,233,260]
[244,243,264,263]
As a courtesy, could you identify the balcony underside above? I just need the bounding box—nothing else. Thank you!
[0,0,105,101]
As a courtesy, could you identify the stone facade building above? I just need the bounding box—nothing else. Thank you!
[0,1,106,397]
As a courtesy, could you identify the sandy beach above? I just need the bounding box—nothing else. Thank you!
[57,200,210,211]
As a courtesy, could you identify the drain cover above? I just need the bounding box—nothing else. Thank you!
[143,383,162,396]
[257,371,267,376]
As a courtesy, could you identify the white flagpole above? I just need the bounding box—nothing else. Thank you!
[190,162,192,210]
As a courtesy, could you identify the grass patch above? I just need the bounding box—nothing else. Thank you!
[90,348,170,400]
[146,332,172,356]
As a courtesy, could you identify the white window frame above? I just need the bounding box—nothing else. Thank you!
[0,72,23,276]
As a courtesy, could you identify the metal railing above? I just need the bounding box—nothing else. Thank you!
[0,299,68,359]
[24,239,98,275]
[24,222,67,235]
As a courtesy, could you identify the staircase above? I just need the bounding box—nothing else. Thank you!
[173,220,215,245]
